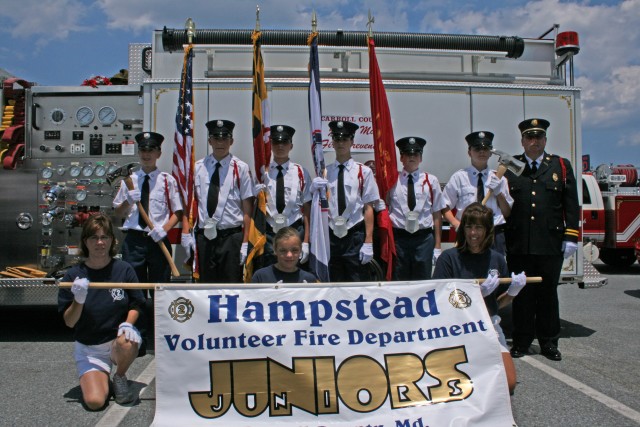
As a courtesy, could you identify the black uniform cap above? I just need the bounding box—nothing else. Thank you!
[206,119,235,137]
[396,136,426,154]
[465,131,494,149]
[328,120,359,138]
[135,131,164,150]
[270,125,295,143]
[518,118,550,137]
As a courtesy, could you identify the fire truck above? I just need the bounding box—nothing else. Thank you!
[0,24,607,305]
[582,164,640,266]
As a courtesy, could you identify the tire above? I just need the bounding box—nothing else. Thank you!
[599,248,637,267]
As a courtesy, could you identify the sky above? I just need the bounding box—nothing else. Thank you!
[1,0,639,169]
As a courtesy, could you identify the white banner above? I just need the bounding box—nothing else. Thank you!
[153,280,514,426]
[321,114,375,153]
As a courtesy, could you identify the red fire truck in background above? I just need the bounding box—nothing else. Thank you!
[583,164,640,266]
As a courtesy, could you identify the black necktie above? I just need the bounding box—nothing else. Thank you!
[207,163,221,217]
[476,172,484,203]
[276,165,285,213]
[407,173,416,211]
[138,175,149,228]
[531,161,538,173]
[338,164,346,215]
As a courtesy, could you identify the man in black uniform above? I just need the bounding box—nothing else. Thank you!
[505,118,579,361]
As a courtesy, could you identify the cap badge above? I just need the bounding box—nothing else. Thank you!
[409,138,415,144]
[478,132,485,138]
[144,132,150,139]
[277,125,283,132]
[553,173,559,182]
[337,121,344,128]
[531,119,539,126]
[216,120,223,127]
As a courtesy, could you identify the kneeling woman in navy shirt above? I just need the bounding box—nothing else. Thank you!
[58,214,145,409]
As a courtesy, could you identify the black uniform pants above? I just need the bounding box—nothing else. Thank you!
[121,230,172,284]
[392,227,434,281]
[196,227,243,283]
[329,222,367,282]
[507,254,564,350]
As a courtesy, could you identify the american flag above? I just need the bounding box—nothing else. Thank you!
[172,44,198,276]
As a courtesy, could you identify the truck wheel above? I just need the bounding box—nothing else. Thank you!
[599,248,637,267]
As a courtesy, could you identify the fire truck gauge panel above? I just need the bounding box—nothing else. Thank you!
[75,106,94,126]
[94,165,106,177]
[49,108,66,124]
[75,188,88,202]
[69,165,81,177]
[98,106,117,126]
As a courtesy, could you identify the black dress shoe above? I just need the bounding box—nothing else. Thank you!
[540,347,562,361]
[510,347,526,358]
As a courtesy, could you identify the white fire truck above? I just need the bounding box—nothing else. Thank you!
[583,164,640,266]
[0,24,606,305]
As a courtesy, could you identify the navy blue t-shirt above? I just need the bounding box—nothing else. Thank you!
[251,265,318,283]
[58,259,145,345]
[432,248,508,316]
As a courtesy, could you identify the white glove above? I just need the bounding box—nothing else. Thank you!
[181,233,194,251]
[374,199,387,212]
[299,242,310,264]
[480,273,500,297]
[487,174,502,191]
[507,271,527,296]
[254,183,266,195]
[239,242,249,265]
[148,227,167,243]
[562,241,578,259]
[126,189,141,205]
[310,177,328,194]
[359,242,374,264]
[118,322,142,344]
[71,277,89,304]
[433,248,442,263]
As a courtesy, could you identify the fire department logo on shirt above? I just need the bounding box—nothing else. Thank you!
[169,297,195,323]
[448,289,472,309]
[111,288,125,301]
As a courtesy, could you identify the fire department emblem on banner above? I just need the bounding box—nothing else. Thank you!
[168,297,194,323]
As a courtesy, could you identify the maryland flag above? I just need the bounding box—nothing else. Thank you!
[244,30,270,282]
[368,36,398,280]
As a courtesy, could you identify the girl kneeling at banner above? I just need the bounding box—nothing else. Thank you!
[58,214,146,410]
[252,227,318,283]
[432,203,526,394]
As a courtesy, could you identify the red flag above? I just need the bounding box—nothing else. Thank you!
[368,37,397,280]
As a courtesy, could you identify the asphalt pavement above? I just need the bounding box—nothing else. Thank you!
[0,261,638,426]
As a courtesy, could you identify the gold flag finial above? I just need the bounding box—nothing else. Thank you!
[367,9,375,38]
[185,18,196,44]
[312,9,317,33]
[255,5,261,32]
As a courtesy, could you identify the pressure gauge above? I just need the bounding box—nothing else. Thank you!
[41,167,53,179]
[49,108,66,125]
[94,165,106,177]
[75,188,88,202]
[56,165,66,176]
[82,164,94,177]
[98,106,117,126]
[69,165,82,177]
[75,106,94,126]
[107,163,118,175]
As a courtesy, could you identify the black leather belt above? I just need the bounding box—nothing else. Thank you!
[267,219,302,233]
[194,226,242,238]
[393,227,433,237]
[124,229,149,237]
[494,224,506,233]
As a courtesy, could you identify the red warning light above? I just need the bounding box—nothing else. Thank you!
[556,31,580,56]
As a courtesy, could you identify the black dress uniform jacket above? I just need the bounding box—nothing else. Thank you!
[505,152,579,255]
